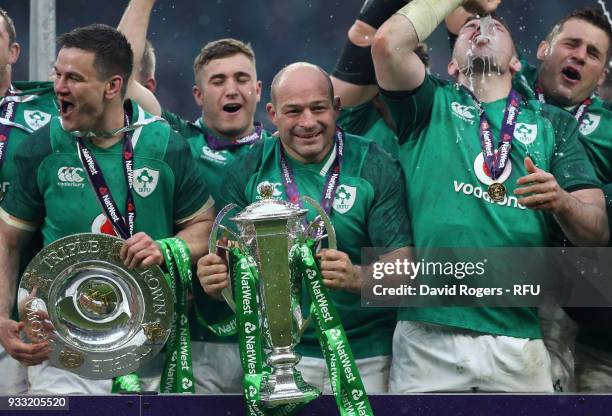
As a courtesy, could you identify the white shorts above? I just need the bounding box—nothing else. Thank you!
[191,341,243,393]
[538,302,577,392]
[297,355,390,394]
[28,353,165,394]
[389,321,553,392]
[575,343,612,392]
[0,346,28,394]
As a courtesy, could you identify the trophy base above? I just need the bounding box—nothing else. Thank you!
[260,367,320,408]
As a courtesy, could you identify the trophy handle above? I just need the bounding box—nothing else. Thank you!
[209,204,239,312]
[301,196,337,250]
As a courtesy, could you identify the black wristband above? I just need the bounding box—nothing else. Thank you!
[358,0,408,29]
[331,41,376,86]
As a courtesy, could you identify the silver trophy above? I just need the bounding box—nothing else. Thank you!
[210,187,336,407]
[18,233,173,379]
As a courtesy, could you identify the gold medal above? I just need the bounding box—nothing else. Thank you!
[488,182,507,202]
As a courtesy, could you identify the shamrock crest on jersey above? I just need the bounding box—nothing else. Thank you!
[256,181,282,199]
[579,113,600,136]
[133,167,159,198]
[514,123,538,145]
[24,110,52,131]
[333,185,357,214]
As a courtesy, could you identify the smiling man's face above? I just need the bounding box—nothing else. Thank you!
[537,18,610,105]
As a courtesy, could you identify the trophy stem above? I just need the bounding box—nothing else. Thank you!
[261,347,318,407]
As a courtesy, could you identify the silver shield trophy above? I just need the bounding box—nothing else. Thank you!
[18,233,173,379]
[210,187,336,407]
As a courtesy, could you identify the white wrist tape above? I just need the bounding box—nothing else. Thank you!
[396,0,464,42]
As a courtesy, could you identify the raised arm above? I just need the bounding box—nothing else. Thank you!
[331,0,407,107]
[118,0,161,116]
[372,0,500,91]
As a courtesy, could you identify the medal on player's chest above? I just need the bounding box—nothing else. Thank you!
[467,88,522,202]
[487,182,506,202]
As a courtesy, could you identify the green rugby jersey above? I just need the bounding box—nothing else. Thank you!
[219,134,412,359]
[1,81,57,320]
[1,100,213,245]
[381,75,600,339]
[163,110,276,343]
[515,59,612,183]
[337,99,399,158]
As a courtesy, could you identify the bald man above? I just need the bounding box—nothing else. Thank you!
[197,62,413,393]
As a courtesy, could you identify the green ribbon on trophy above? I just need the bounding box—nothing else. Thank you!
[232,240,373,416]
[233,249,316,416]
[299,240,373,416]
[112,237,196,393]
[158,237,196,393]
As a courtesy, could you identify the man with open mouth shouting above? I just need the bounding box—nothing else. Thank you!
[118,0,275,394]
[0,24,214,394]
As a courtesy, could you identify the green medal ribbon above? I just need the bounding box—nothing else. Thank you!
[295,240,374,416]
[157,238,196,393]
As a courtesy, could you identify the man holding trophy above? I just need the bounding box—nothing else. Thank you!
[0,24,215,394]
[198,62,413,396]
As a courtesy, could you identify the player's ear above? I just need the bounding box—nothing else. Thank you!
[333,96,341,112]
[255,80,262,103]
[448,59,460,78]
[192,85,204,107]
[536,40,550,61]
[266,102,277,124]
[106,75,123,99]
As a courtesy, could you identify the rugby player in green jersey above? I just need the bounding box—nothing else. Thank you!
[0,24,214,394]
[372,0,608,392]
[118,0,271,393]
[527,7,612,393]
[0,8,59,395]
[198,62,413,393]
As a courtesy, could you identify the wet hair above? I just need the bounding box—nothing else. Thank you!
[546,7,612,60]
[270,62,334,105]
[0,8,17,45]
[57,24,133,97]
[193,38,256,78]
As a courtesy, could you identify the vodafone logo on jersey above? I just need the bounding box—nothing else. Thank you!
[91,213,118,236]
[57,167,85,188]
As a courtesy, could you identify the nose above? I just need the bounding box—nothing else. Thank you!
[54,75,68,95]
[572,45,587,64]
[224,78,239,98]
[298,109,317,130]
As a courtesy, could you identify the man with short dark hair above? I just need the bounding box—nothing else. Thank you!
[0,7,58,395]
[118,0,274,393]
[0,23,214,394]
[373,0,607,392]
[199,62,412,392]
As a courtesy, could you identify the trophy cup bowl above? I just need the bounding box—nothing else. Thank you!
[18,233,174,379]
[210,192,336,407]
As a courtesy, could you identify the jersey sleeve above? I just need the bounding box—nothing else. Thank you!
[337,100,381,137]
[164,130,214,223]
[162,109,193,137]
[1,126,51,223]
[361,142,413,249]
[379,74,437,145]
[543,105,602,191]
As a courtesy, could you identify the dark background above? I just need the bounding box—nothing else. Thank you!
[1,0,601,127]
